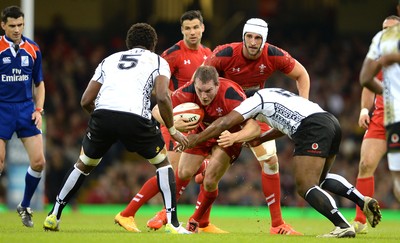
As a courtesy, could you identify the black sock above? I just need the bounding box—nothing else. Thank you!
[305,186,350,228]
[321,173,365,209]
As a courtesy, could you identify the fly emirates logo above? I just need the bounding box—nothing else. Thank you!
[1,68,29,82]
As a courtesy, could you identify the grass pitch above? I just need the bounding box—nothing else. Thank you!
[1,204,399,243]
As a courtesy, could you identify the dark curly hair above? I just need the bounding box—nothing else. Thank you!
[126,23,157,51]
[1,6,24,23]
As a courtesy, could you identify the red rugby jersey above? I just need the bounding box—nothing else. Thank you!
[204,42,295,91]
[161,40,212,91]
[171,78,246,134]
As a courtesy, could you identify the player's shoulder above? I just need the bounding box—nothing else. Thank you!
[200,44,212,52]
[219,78,246,101]
[179,80,196,93]
[213,42,241,57]
[162,40,184,57]
[264,43,288,57]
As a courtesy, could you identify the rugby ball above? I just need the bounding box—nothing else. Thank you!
[173,102,204,123]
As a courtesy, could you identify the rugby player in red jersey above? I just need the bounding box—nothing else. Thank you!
[152,65,259,233]
[203,18,309,235]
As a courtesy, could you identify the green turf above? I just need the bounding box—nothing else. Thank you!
[1,204,399,242]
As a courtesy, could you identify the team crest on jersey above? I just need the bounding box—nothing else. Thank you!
[259,64,266,73]
[21,56,29,66]
[216,107,223,116]
[2,57,11,64]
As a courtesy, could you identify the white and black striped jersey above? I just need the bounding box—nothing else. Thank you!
[234,88,325,138]
[366,23,400,125]
[91,48,170,120]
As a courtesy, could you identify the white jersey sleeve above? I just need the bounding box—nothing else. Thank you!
[372,24,400,125]
[366,30,384,61]
[91,48,170,120]
[235,88,325,137]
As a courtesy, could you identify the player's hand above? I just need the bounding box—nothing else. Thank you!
[174,117,199,133]
[358,109,370,129]
[217,130,237,148]
[171,131,188,151]
[32,111,43,130]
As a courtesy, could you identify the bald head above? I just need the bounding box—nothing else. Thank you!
[383,15,400,29]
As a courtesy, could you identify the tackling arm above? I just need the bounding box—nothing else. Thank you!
[248,128,285,147]
[217,119,261,147]
[187,110,245,148]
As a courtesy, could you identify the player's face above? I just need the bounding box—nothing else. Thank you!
[243,32,263,59]
[194,78,219,106]
[181,19,204,49]
[1,17,24,44]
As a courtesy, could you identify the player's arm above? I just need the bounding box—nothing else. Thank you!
[359,85,376,129]
[154,75,188,147]
[359,57,383,94]
[81,80,102,114]
[187,110,245,148]
[248,128,285,147]
[217,119,260,147]
[286,60,310,99]
[379,53,400,66]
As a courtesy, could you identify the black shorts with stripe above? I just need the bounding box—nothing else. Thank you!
[291,112,341,157]
[82,109,165,160]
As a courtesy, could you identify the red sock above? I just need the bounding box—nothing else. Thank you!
[175,169,190,200]
[355,176,374,223]
[198,185,212,227]
[121,176,158,217]
[262,172,284,227]
[191,185,218,226]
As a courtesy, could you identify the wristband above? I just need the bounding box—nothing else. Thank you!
[168,126,177,135]
[35,107,44,115]
[360,108,369,116]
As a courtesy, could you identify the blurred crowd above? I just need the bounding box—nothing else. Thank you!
[0,12,399,210]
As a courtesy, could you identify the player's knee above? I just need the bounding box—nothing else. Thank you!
[250,140,277,161]
[79,153,102,166]
[203,176,218,192]
[358,158,375,175]
[259,154,279,174]
[177,167,192,181]
[148,150,167,165]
